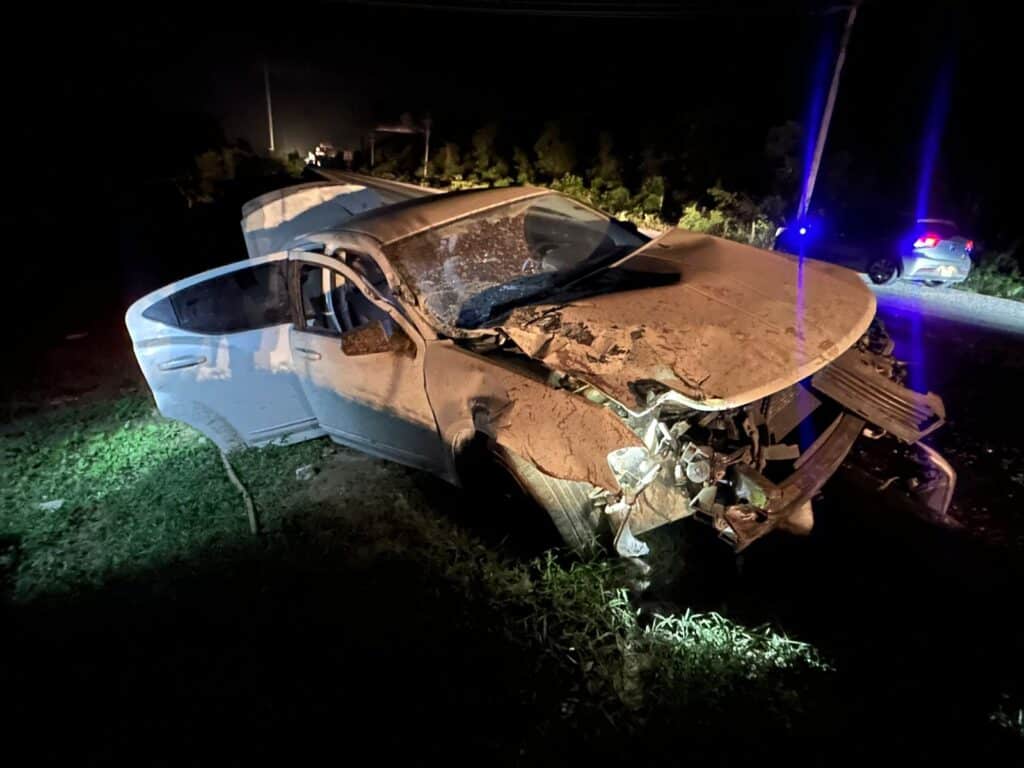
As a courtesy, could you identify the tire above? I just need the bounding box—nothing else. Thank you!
[867,257,899,285]
[500,450,603,552]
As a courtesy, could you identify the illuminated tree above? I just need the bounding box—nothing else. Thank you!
[533,121,575,180]
[470,123,509,184]
[432,142,465,181]
[512,146,534,185]
[589,132,622,192]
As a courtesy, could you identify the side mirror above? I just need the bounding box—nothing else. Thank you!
[340,321,415,357]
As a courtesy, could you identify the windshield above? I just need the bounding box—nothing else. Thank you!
[383,193,645,330]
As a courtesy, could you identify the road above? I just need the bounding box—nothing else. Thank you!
[315,168,441,205]
[870,277,1024,335]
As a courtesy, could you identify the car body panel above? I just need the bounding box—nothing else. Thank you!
[901,235,972,284]
[775,216,973,286]
[336,185,550,246]
[125,253,322,451]
[421,342,642,491]
[241,182,385,259]
[125,184,955,554]
[286,252,449,475]
[497,228,876,410]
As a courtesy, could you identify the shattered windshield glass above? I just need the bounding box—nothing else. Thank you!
[384,193,645,330]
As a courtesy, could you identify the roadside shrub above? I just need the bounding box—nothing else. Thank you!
[598,184,632,214]
[431,141,465,182]
[678,186,776,247]
[550,172,594,205]
[632,175,665,216]
[534,121,576,180]
[512,146,535,185]
[955,250,1024,301]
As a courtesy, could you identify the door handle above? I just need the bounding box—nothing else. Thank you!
[158,355,206,371]
[294,347,322,361]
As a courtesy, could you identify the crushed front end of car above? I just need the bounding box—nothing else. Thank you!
[533,320,953,556]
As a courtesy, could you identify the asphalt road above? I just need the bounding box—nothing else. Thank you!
[870,278,1024,335]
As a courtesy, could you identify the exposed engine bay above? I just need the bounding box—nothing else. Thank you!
[509,320,955,556]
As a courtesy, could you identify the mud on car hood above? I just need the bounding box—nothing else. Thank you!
[497,229,877,410]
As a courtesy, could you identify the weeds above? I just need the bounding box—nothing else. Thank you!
[0,394,323,598]
[1,394,827,735]
[324,499,827,728]
[956,251,1024,301]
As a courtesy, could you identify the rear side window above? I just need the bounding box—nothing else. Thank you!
[142,262,290,334]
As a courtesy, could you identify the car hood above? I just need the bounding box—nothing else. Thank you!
[497,229,876,410]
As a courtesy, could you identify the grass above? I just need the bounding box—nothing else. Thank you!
[0,393,829,742]
[0,394,324,598]
[7,393,1024,761]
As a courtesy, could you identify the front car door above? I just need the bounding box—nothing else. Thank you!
[287,252,448,476]
[125,254,323,450]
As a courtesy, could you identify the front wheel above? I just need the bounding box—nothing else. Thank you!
[500,449,603,552]
[867,257,899,285]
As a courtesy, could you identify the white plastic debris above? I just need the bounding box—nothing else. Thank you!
[295,464,317,481]
[37,499,65,512]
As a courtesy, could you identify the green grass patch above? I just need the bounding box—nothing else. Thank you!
[299,468,829,727]
[0,394,324,598]
[1,394,828,737]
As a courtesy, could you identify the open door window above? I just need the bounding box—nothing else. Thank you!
[287,252,444,474]
[126,254,322,450]
[294,261,411,354]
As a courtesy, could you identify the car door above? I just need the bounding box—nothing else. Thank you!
[125,253,323,450]
[287,252,447,475]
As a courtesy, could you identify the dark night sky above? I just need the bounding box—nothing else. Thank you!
[6,1,1020,242]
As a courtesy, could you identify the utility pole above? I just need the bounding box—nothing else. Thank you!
[264,61,275,153]
[422,116,432,179]
[798,1,860,221]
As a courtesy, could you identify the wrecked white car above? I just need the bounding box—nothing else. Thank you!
[126,184,955,556]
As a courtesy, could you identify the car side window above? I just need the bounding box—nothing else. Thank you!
[142,262,290,334]
[298,264,393,337]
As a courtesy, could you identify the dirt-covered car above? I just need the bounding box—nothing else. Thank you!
[126,185,955,557]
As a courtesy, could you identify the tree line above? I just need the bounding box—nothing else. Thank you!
[351,119,807,248]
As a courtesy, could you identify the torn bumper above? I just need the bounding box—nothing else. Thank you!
[601,404,868,554]
[599,345,957,553]
[716,412,865,550]
[811,348,945,443]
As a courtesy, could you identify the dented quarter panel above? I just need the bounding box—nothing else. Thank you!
[422,342,642,491]
[499,229,877,411]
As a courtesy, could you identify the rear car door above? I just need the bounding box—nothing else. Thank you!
[288,252,447,475]
[125,254,322,450]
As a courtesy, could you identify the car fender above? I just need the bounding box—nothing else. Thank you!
[422,342,642,492]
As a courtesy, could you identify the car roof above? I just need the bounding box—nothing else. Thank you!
[334,185,551,246]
